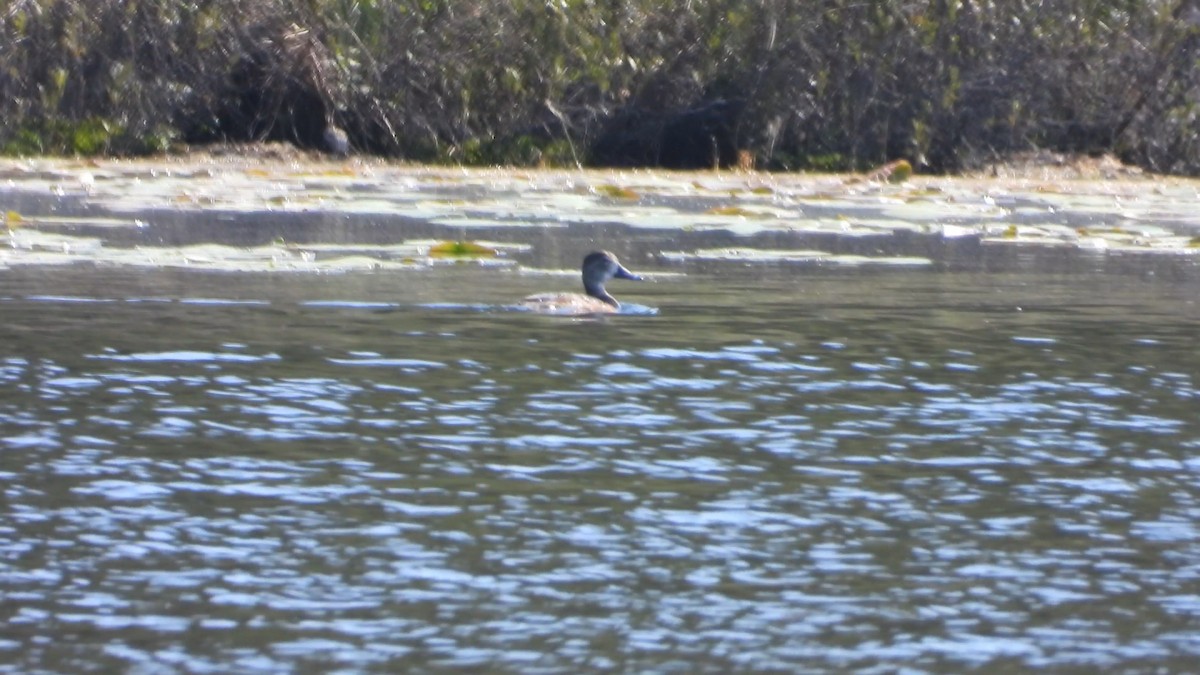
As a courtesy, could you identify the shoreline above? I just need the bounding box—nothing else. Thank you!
[3,153,1200,274]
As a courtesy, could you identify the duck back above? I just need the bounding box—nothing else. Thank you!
[518,292,619,315]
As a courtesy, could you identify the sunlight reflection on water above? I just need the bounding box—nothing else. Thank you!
[1,265,1200,671]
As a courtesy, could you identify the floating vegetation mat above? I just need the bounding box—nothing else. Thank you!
[660,248,934,266]
[2,228,525,273]
[2,157,1200,272]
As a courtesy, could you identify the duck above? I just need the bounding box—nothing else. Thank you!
[519,251,644,315]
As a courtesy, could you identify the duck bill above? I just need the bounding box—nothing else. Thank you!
[613,264,643,281]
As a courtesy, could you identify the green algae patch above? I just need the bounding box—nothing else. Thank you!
[428,240,500,258]
[704,205,770,217]
[596,185,640,200]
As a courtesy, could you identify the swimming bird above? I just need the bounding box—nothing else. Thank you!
[519,251,643,315]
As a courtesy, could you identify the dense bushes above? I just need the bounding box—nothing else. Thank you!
[1,0,1197,173]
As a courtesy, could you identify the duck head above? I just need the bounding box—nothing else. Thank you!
[582,251,643,308]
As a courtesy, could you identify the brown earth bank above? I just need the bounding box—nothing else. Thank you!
[66,143,1158,182]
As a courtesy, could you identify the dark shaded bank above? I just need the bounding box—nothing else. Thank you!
[2,1,1199,174]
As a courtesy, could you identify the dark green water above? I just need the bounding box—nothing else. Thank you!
[2,262,1200,672]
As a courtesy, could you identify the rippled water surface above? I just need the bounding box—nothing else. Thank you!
[3,262,1200,672]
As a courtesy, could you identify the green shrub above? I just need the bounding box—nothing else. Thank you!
[0,0,1196,174]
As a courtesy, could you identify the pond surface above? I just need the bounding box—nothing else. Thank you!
[3,257,1200,672]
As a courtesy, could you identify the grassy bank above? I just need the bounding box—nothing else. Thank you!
[1,1,1198,174]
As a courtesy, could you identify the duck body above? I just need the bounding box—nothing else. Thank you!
[518,292,623,315]
[518,251,643,316]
